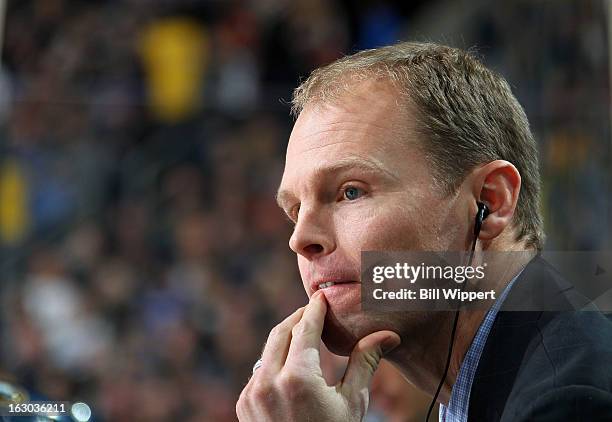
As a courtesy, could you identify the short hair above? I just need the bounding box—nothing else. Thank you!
[291,41,544,250]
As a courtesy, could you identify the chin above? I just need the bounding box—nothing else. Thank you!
[320,305,415,357]
[321,307,369,356]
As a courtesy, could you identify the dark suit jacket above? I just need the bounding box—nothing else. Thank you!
[468,255,612,421]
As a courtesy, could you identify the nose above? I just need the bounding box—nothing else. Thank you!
[289,206,335,260]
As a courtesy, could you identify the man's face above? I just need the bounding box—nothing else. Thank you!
[278,82,469,355]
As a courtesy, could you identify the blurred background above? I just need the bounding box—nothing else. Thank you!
[0,0,609,421]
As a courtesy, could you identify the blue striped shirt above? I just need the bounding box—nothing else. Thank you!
[439,274,520,422]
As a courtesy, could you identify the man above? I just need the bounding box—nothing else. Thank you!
[236,42,612,421]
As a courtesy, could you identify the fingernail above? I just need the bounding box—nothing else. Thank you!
[311,290,328,304]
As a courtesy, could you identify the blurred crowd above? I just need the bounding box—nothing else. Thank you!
[0,0,608,421]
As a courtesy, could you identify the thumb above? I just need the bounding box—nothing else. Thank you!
[340,330,401,397]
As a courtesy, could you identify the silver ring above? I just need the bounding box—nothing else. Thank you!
[252,358,263,374]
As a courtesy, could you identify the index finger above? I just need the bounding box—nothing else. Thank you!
[259,306,306,374]
[285,290,327,364]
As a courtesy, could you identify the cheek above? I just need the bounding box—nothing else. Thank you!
[334,201,422,252]
[367,213,422,250]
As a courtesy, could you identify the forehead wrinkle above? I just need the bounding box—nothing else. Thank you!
[289,121,406,153]
[291,139,363,155]
[317,118,403,133]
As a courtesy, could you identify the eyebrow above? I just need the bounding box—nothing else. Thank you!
[275,157,399,211]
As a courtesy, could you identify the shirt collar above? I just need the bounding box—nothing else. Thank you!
[439,271,522,422]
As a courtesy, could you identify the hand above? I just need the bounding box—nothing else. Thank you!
[236,290,401,421]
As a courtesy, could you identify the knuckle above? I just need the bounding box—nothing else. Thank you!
[361,351,381,375]
[251,380,275,404]
[269,318,291,339]
[291,325,300,338]
[236,388,252,416]
[278,372,299,389]
[235,395,245,416]
[278,372,308,399]
[291,320,312,337]
[269,324,282,339]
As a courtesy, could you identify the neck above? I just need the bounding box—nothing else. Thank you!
[385,308,486,405]
[384,248,535,405]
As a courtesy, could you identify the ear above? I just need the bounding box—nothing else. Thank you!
[471,160,521,241]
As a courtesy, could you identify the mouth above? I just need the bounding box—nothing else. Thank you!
[314,280,359,291]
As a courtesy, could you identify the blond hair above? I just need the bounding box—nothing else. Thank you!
[291,42,544,250]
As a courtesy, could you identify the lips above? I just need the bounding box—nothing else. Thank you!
[316,280,356,290]
[306,264,361,294]
[314,279,361,311]
[309,275,360,294]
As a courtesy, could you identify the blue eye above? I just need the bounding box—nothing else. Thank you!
[344,186,363,200]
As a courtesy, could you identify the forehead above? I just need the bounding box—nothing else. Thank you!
[280,83,420,191]
[288,80,408,153]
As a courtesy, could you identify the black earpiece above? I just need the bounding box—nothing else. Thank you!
[474,201,490,238]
